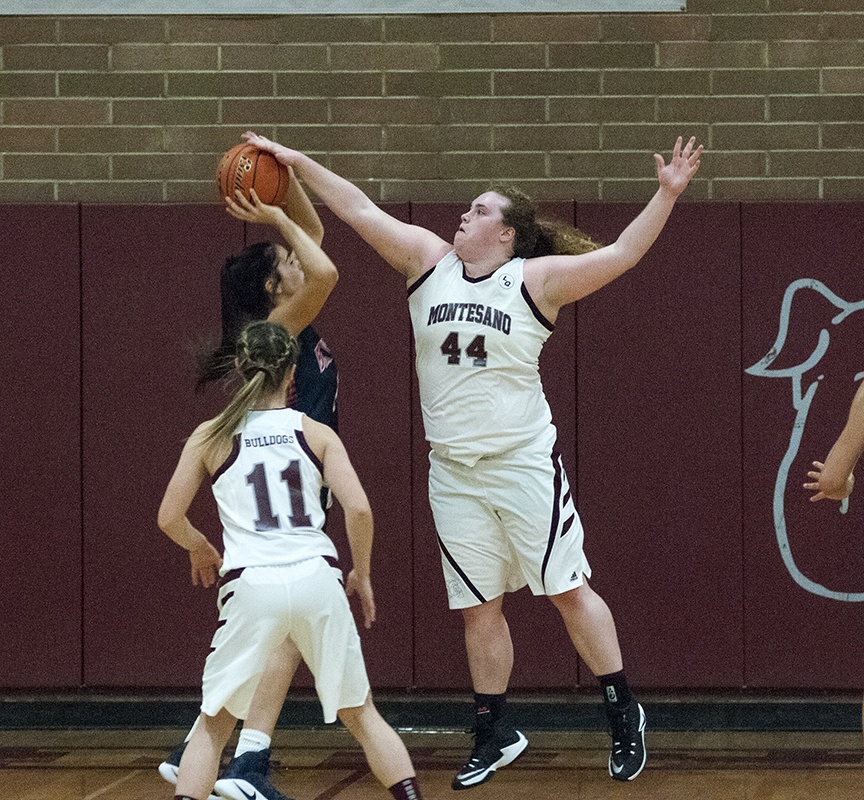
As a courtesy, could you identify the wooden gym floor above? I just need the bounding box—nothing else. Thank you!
[3,726,863,800]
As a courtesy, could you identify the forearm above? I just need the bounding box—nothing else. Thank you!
[819,441,860,498]
[291,152,379,231]
[283,168,324,245]
[262,140,441,276]
[821,384,864,497]
[344,507,373,577]
[612,185,679,266]
[160,516,211,553]
[278,214,338,286]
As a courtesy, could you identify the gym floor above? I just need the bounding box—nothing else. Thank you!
[2,692,861,800]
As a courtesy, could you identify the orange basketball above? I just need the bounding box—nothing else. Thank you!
[215,143,290,206]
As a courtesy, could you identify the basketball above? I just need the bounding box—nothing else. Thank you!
[215,143,290,206]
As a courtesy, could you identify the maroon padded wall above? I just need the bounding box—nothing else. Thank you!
[81,205,239,686]
[0,205,82,687]
[742,202,864,688]
[4,200,864,693]
[576,202,744,688]
[407,202,581,690]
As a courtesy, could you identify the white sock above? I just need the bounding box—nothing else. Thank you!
[235,728,272,758]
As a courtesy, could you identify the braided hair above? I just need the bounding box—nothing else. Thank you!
[199,320,300,460]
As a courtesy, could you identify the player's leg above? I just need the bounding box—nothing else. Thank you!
[175,708,237,800]
[197,567,297,800]
[463,594,512,694]
[452,595,528,790]
[495,436,646,783]
[338,694,422,799]
[548,584,646,781]
[427,451,529,790]
[214,637,302,800]
[548,581,621,674]
[159,717,220,799]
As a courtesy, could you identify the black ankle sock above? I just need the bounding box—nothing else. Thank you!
[388,776,422,800]
[474,691,507,721]
[598,669,633,710]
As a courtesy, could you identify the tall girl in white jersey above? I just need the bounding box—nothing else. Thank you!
[158,320,423,800]
[240,130,702,789]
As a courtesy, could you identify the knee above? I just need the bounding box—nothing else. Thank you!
[549,584,594,613]
[462,600,506,635]
[337,694,374,733]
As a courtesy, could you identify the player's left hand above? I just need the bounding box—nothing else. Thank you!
[804,460,854,502]
[346,570,376,629]
[654,135,703,196]
[188,540,223,588]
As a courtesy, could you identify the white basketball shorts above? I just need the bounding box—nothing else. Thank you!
[201,556,370,723]
[428,425,591,609]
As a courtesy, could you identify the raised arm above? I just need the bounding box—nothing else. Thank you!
[303,416,376,629]
[282,165,324,246]
[242,132,451,281]
[157,424,223,588]
[525,136,703,316]
[226,189,338,335]
[805,381,864,502]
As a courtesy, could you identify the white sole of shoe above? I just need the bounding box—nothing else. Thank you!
[157,762,179,784]
[214,777,270,800]
[453,730,529,789]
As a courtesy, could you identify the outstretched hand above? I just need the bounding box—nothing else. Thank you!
[654,136,703,197]
[242,131,301,168]
[224,187,287,226]
[804,460,855,502]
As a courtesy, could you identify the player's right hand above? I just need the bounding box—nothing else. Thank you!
[346,570,376,629]
[188,540,223,588]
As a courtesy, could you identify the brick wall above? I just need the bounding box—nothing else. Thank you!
[1,0,863,204]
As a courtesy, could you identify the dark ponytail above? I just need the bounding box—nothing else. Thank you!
[197,242,281,387]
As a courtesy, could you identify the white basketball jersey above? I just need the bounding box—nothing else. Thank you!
[211,407,336,572]
[408,250,555,465]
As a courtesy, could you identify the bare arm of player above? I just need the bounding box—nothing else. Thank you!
[805,381,864,502]
[302,416,376,629]
[157,424,224,588]
[241,131,451,282]
[282,165,325,246]
[225,188,339,336]
[524,136,703,318]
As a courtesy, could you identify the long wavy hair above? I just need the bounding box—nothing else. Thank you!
[492,183,601,258]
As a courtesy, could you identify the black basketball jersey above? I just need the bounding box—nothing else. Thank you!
[290,326,339,433]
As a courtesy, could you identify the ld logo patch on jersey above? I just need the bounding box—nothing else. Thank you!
[497,273,514,290]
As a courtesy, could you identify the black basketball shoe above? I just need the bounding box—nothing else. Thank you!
[214,747,293,800]
[451,715,528,790]
[607,700,647,781]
